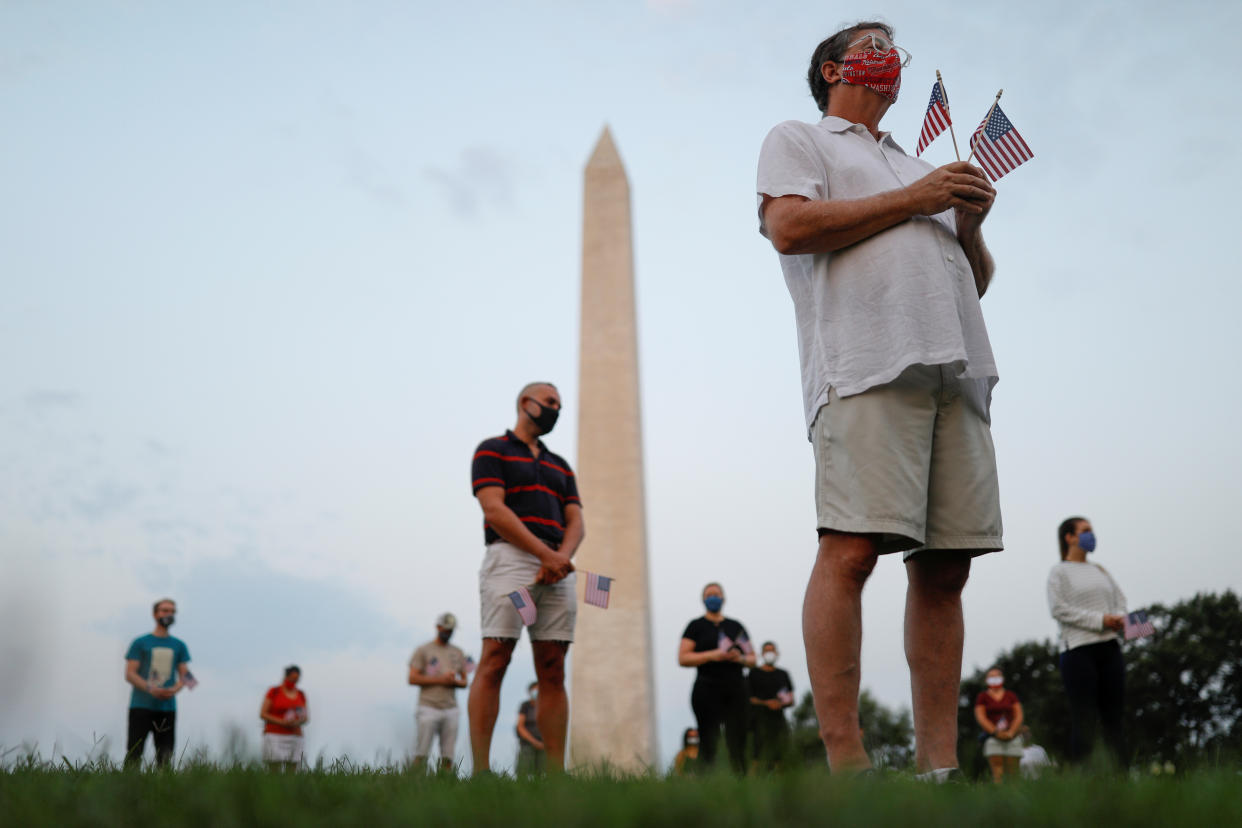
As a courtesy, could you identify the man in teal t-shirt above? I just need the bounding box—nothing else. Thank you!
[124,598,191,768]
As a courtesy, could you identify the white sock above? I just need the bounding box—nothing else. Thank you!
[914,767,956,783]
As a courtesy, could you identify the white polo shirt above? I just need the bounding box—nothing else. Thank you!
[757,116,998,434]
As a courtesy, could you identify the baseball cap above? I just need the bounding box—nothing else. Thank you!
[436,612,457,630]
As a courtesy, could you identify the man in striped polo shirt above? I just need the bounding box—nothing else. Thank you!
[466,381,584,776]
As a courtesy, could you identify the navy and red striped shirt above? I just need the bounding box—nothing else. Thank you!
[471,430,581,547]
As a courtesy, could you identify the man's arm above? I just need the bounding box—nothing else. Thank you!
[516,712,544,750]
[762,162,995,255]
[124,659,147,692]
[476,487,573,582]
[957,227,995,298]
[559,503,584,559]
[406,667,460,687]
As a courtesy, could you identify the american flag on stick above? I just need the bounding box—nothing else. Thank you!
[717,631,735,653]
[968,101,1033,181]
[735,633,754,656]
[508,587,537,626]
[1124,610,1156,641]
[916,79,952,157]
[182,671,198,690]
[583,571,612,609]
[777,689,794,706]
[464,656,476,675]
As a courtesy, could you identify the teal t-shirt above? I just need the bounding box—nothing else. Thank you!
[125,633,191,712]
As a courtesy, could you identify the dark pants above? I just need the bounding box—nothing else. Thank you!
[691,678,747,774]
[1059,640,1125,766]
[126,708,176,769]
[752,708,790,770]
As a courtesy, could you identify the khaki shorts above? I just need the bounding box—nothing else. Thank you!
[812,363,1003,559]
[479,541,577,642]
[261,733,305,764]
[983,735,1025,758]
[414,704,459,759]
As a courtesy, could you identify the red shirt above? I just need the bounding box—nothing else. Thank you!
[975,689,1019,730]
[264,685,307,735]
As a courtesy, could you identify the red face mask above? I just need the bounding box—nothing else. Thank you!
[840,49,902,103]
[283,678,297,689]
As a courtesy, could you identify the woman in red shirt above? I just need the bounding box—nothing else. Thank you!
[973,666,1024,783]
[260,665,308,770]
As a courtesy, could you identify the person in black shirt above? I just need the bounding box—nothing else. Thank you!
[748,641,795,771]
[515,681,545,776]
[678,582,755,773]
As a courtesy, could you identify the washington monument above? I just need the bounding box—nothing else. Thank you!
[569,127,658,771]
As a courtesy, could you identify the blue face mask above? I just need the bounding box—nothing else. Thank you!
[1078,530,1097,553]
[703,595,723,613]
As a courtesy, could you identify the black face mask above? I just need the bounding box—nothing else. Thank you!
[157,615,175,629]
[526,400,560,435]
[437,630,452,644]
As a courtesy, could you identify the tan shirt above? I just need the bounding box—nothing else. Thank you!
[409,640,465,709]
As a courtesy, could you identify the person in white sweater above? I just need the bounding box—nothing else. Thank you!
[1046,516,1127,767]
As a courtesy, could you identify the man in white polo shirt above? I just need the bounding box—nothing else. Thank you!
[757,21,1002,780]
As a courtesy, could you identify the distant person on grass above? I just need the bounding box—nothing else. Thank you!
[679,582,756,774]
[515,681,546,776]
[124,597,192,769]
[1047,516,1128,767]
[748,641,795,771]
[757,20,1002,780]
[260,665,308,771]
[672,727,701,776]
[973,666,1024,783]
[408,612,468,772]
[467,381,584,776]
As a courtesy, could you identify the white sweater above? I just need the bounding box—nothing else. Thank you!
[1046,561,1127,652]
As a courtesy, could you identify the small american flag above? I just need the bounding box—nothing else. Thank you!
[464,656,476,675]
[425,657,441,676]
[584,572,612,609]
[717,631,734,652]
[916,81,951,156]
[777,689,794,706]
[969,103,1033,181]
[183,671,198,690]
[1124,610,1156,640]
[736,633,754,656]
[508,587,537,626]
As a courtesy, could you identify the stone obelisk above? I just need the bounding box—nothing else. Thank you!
[569,127,657,772]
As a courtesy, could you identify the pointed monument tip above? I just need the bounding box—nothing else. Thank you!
[587,124,624,169]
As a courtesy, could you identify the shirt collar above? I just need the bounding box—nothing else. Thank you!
[818,115,901,150]
[505,429,544,455]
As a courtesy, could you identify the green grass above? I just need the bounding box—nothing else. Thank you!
[2,759,1241,827]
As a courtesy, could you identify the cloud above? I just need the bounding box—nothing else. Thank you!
[421,147,515,218]
[72,481,141,522]
[23,389,82,411]
[345,145,407,207]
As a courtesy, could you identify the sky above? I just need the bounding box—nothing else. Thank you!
[3,0,1242,772]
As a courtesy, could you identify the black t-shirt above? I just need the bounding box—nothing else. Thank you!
[516,699,542,744]
[681,616,750,682]
[748,667,793,702]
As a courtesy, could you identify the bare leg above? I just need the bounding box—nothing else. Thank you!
[531,640,571,772]
[802,532,878,772]
[905,552,972,772]
[1003,756,1020,780]
[466,637,516,776]
[988,754,1004,783]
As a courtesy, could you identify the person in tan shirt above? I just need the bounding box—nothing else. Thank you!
[408,612,468,771]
